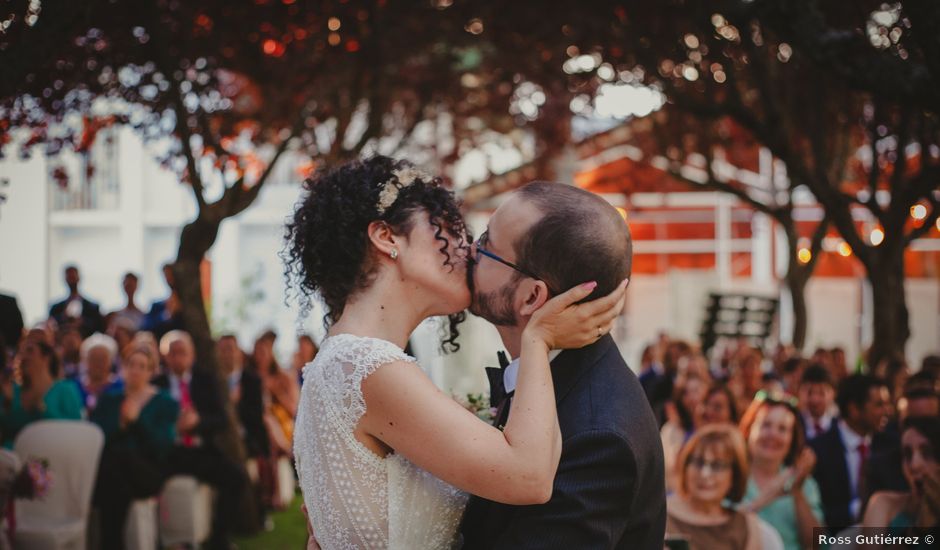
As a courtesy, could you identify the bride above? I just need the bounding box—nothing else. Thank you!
[284,156,626,549]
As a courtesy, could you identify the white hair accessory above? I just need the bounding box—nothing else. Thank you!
[376,166,431,215]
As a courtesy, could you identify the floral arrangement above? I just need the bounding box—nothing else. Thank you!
[12,458,52,500]
[457,392,496,423]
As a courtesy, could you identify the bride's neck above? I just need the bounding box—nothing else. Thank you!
[329,270,427,349]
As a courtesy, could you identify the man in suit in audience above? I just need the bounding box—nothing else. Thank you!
[48,265,104,338]
[218,334,269,459]
[798,364,837,441]
[154,330,247,550]
[218,333,270,528]
[809,374,891,532]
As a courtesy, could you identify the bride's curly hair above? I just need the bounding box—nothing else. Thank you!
[282,155,470,352]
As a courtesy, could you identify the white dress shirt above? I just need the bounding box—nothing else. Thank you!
[167,371,193,403]
[503,350,563,394]
[802,410,836,440]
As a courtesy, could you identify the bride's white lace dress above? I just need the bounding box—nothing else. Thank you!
[294,334,468,549]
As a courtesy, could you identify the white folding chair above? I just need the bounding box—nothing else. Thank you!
[13,420,104,550]
[158,475,213,547]
[276,456,295,508]
[124,497,158,550]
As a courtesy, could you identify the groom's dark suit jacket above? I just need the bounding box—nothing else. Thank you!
[460,335,666,549]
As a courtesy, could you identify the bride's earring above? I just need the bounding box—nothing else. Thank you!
[389,249,399,260]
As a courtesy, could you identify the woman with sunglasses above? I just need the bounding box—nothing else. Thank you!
[285,157,627,549]
[740,392,823,550]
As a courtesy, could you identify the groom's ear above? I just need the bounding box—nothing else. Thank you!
[517,280,551,318]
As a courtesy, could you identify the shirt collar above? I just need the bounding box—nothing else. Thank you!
[839,418,871,449]
[168,371,192,386]
[503,350,563,394]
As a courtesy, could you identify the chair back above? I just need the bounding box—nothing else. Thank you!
[13,420,104,523]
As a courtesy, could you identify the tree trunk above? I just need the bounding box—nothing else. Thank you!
[780,221,817,353]
[865,244,910,370]
[785,265,811,352]
[173,214,262,535]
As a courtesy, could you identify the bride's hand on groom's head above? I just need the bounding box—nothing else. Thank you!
[526,278,629,350]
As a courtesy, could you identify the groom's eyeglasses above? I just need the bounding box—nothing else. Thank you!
[473,231,557,295]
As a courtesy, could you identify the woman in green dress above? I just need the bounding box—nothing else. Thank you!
[0,340,82,447]
[740,393,824,550]
[90,344,179,550]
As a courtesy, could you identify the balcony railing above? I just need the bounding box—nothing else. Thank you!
[50,126,119,211]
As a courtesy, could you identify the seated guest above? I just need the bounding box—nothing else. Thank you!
[761,372,785,396]
[810,374,891,531]
[638,343,664,396]
[862,416,940,537]
[0,340,82,447]
[778,357,806,396]
[829,347,849,385]
[741,393,823,550]
[896,372,940,421]
[666,424,765,550]
[131,331,160,368]
[695,382,739,427]
[866,375,940,496]
[291,334,318,385]
[58,327,83,380]
[77,333,123,413]
[662,372,709,492]
[108,316,138,357]
[876,356,910,405]
[251,331,298,456]
[154,330,246,550]
[798,364,837,440]
[90,345,178,550]
[729,347,765,416]
[218,334,270,521]
[218,335,268,458]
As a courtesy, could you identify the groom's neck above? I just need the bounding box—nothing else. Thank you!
[496,323,527,359]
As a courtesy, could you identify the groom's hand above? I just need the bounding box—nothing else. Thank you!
[529,278,628,349]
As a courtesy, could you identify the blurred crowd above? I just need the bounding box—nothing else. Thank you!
[643,333,940,549]
[1,265,938,550]
[0,266,317,550]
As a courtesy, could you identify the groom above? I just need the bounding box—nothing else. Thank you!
[460,182,665,549]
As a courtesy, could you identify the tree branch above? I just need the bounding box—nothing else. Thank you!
[665,159,781,219]
[905,192,940,245]
[804,215,831,272]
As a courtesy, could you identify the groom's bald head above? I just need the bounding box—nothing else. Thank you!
[511,182,631,300]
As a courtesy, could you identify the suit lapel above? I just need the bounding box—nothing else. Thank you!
[828,424,853,503]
